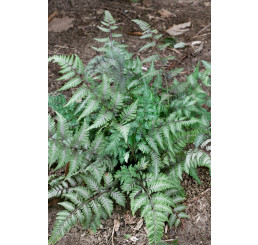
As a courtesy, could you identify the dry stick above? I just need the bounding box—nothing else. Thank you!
[185,188,211,205]
[63,0,69,10]
[168,47,183,56]
[69,0,75,7]
[101,6,133,21]
[48,10,58,23]
[196,23,211,35]
[193,32,210,38]
[162,238,177,242]
[111,225,115,245]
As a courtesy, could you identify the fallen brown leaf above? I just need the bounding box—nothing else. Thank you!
[165,224,168,234]
[143,0,152,8]
[166,22,191,36]
[144,226,148,234]
[193,42,204,54]
[114,219,120,232]
[48,198,60,207]
[48,16,75,32]
[158,9,173,18]
[147,14,162,21]
[96,9,105,15]
[131,3,152,10]
[124,213,137,225]
[134,219,143,230]
[130,236,139,243]
[127,31,143,36]
[65,162,70,177]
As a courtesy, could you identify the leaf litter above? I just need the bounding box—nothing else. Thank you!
[166,22,191,36]
[48,16,75,32]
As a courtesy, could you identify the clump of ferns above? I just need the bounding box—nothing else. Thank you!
[48,11,211,245]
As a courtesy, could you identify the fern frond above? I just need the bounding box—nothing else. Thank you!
[132,19,151,32]
[142,54,159,64]
[56,112,69,140]
[138,41,156,52]
[65,85,88,107]
[71,120,90,148]
[120,100,138,124]
[87,108,113,131]
[77,99,100,121]
[116,123,130,143]
[184,148,211,174]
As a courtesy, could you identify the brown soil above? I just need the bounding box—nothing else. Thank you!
[48,0,211,244]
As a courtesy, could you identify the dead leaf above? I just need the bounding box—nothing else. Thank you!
[144,226,148,234]
[130,236,139,242]
[65,162,70,177]
[48,16,75,32]
[134,219,143,230]
[143,0,152,8]
[165,224,168,234]
[168,48,183,56]
[158,9,173,18]
[127,32,143,36]
[48,198,60,207]
[131,3,152,10]
[191,40,202,47]
[147,14,162,21]
[114,219,120,232]
[124,213,137,225]
[192,41,204,54]
[166,22,191,36]
[96,9,104,15]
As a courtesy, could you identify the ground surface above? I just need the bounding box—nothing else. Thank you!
[48,0,211,244]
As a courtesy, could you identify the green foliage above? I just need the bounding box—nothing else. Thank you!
[48,93,79,128]
[48,11,211,245]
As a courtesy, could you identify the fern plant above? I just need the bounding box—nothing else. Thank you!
[48,11,211,245]
[48,93,79,129]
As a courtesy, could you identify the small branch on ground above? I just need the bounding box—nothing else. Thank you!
[48,10,58,23]
[162,238,177,242]
[111,224,115,245]
[185,188,211,205]
[196,23,211,35]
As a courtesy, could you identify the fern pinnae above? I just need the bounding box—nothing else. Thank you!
[49,12,211,245]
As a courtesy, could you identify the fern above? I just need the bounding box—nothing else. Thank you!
[48,173,125,245]
[48,11,211,245]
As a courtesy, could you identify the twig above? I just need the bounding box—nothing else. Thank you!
[63,0,69,10]
[185,188,211,205]
[48,10,58,23]
[168,47,183,56]
[111,225,115,245]
[126,31,143,36]
[196,23,211,35]
[193,32,210,38]
[69,0,75,7]
[54,45,69,49]
[131,5,153,10]
[188,217,203,230]
[162,238,177,242]
[179,53,189,63]
[103,6,133,21]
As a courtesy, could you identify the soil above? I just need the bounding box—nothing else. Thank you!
[48,0,211,244]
